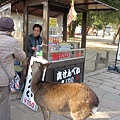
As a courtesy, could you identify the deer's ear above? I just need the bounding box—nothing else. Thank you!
[45,62,52,68]
[31,61,37,67]
[40,62,44,66]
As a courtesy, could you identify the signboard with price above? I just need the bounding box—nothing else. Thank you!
[21,58,38,111]
[21,74,38,111]
[21,56,48,111]
[54,64,81,83]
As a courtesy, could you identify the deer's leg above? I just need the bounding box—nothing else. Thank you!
[41,108,51,120]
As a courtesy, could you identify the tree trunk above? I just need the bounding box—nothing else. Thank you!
[68,21,79,38]
[71,25,76,37]
[91,24,95,36]
[112,26,120,44]
[68,25,71,37]
[102,26,106,38]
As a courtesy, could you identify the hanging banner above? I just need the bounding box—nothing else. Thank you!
[117,41,120,60]
[67,0,77,25]
[0,3,11,17]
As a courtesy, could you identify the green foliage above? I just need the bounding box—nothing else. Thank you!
[97,0,120,28]
[70,0,120,37]
[66,0,120,37]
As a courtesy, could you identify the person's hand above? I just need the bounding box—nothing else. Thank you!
[32,46,36,51]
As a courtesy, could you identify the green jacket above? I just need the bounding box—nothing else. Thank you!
[28,34,42,58]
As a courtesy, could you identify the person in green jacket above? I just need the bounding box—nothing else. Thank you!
[28,24,42,59]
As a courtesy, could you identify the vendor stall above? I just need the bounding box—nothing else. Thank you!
[22,0,117,83]
[22,0,116,82]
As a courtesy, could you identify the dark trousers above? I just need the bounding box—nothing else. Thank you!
[0,86,10,120]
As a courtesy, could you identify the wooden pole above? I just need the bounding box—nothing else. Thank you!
[23,0,28,56]
[105,51,109,67]
[42,1,49,60]
[94,53,101,71]
[21,0,29,90]
[81,11,87,82]
[63,12,67,42]
[81,11,87,48]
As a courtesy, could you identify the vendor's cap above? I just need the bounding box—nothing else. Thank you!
[0,17,15,32]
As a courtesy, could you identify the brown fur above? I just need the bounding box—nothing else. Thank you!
[31,62,99,120]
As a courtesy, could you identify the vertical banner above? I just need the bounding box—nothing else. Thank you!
[0,3,11,17]
[21,56,48,111]
[117,41,120,60]
[21,57,38,111]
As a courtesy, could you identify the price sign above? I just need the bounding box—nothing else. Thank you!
[21,56,48,111]
[54,65,81,83]
[49,18,57,27]
[21,59,38,111]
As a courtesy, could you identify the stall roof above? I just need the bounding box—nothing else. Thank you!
[49,0,117,11]
[0,0,117,17]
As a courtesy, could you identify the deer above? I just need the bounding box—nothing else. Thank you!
[31,60,99,120]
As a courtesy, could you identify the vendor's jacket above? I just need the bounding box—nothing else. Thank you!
[0,31,26,86]
[28,34,42,59]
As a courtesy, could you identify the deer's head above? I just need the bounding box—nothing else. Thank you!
[31,61,52,78]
